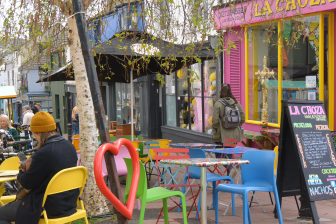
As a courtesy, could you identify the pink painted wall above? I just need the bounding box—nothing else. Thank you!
[223,28,245,107]
[214,0,336,29]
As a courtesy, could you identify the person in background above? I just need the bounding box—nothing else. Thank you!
[212,84,245,148]
[31,103,41,114]
[121,99,131,124]
[71,105,79,135]
[0,114,19,141]
[22,105,34,127]
[0,112,79,224]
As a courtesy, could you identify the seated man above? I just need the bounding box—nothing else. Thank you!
[0,112,78,224]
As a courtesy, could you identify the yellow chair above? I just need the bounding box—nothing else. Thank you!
[0,156,20,205]
[0,156,20,171]
[38,166,89,224]
[72,134,80,151]
[274,146,279,175]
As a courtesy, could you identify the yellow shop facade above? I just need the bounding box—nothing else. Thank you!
[213,0,336,146]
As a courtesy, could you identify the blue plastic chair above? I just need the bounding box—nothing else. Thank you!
[183,148,234,217]
[214,150,283,224]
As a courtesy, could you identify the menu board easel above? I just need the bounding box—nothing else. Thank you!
[277,100,336,224]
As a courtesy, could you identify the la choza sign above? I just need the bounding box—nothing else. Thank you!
[214,0,336,29]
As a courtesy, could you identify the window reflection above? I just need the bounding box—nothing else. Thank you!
[166,59,217,133]
[282,17,319,101]
[247,23,279,123]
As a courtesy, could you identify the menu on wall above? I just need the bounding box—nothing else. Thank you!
[286,101,336,201]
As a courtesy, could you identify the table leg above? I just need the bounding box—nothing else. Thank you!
[200,167,207,224]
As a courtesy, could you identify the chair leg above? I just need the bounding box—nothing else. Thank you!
[139,200,147,224]
[249,191,255,208]
[212,181,216,209]
[180,194,188,224]
[242,192,249,224]
[273,191,284,224]
[163,198,169,224]
[231,191,236,216]
[84,216,89,224]
[269,192,274,205]
[197,194,201,220]
[214,189,219,224]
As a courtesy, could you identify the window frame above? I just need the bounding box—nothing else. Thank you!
[244,12,334,129]
[165,59,218,133]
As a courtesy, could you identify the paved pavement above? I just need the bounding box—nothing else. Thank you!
[96,185,336,224]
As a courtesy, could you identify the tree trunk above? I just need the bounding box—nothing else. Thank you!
[67,16,109,216]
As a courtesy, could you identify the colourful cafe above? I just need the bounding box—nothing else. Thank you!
[213,0,336,147]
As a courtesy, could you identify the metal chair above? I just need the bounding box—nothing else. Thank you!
[0,156,20,205]
[124,158,188,224]
[183,148,234,218]
[38,166,89,224]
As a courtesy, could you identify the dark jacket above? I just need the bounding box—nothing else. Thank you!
[16,134,78,224]
[212,97,245,145]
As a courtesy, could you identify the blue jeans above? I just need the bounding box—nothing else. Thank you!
[0,200,21,224]
[72,122,79,135]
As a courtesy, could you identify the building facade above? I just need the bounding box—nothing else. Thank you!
[213,1,335,142]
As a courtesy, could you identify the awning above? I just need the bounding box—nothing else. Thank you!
[0,86,17,99]
[37,31,214,83]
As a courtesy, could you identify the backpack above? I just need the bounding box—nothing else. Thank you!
[218,98,241,129]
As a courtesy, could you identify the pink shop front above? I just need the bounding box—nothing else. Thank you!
[213,0,336,148]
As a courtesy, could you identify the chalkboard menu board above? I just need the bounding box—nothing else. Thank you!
[277,100,336,202]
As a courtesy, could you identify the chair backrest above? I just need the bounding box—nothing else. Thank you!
[144,140,160,158]
[187,149,205,176]
[102,145,131,176]
[241,150,275,186]
[188,148,206,159]
[0,156,20,170]
[110,121,117,130]
[116,124,135,136]
[124,158,147,200]
[151,148,190,161]
[41,166,88,206]
[151,148,189,186]
[157,139,171,149]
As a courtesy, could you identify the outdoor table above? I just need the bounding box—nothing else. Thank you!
[0,170,19,198]
[205,147,258,183]
[205,147,257,156]
[160,158,249,224]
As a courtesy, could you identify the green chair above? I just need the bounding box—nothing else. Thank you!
[124,158,188,224]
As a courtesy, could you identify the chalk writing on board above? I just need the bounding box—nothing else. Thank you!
[295,134,307,168]
[326,134,336,166]
[301,132,330,168]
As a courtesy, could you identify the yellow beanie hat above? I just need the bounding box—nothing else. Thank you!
[30,112,56,133]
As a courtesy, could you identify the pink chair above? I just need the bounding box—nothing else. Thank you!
[102,145,130,177]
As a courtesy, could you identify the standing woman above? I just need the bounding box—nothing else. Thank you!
[71,105,79,135]
[212,84,245,148]
[0,114,19,141]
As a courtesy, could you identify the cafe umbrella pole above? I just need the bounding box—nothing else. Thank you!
[72,0,127,223]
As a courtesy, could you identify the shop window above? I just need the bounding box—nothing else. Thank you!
[246,14,327,127]
[203,60,216,134]
[167,59,216,134]
[282,16,319,102]
[165,73,176,126]
[176,67,190,129]
[116,83,131,124]
[247,23,279,124]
